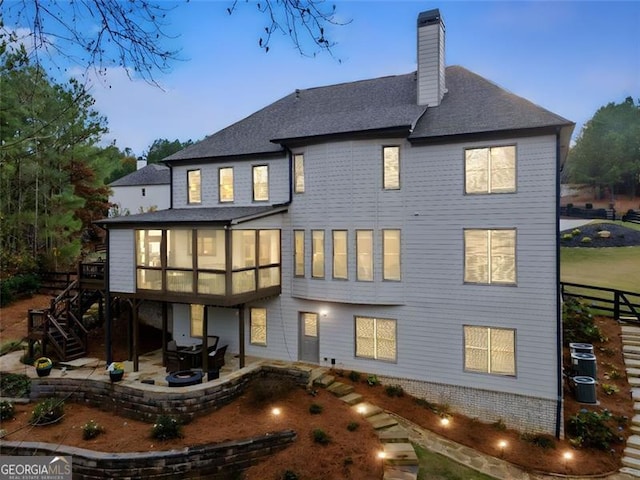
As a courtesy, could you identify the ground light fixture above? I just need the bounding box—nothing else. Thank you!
[357,405,367,415]
[563,451,573,471]
[377,451,386,459]
[271,407,281,416]
[440,417,450,427]
[498,440,507,457]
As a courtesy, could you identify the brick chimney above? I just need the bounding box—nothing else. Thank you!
[417,9,446,106]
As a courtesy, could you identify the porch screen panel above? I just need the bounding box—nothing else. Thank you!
[197,272,225,295]
[197,229,225,269]
[167,271,193,292]
[167,229,192,268]
[136,230,161,267]
[259,266,280,288]
[136,269,161,290]
[232,270,255,294]
[259,230,280,266]
[232,230,256,269]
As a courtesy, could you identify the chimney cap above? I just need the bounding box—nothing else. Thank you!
[417,9,442,27]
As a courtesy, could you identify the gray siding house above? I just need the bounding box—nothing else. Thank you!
[98,9,574,434]
[109,162,171,215]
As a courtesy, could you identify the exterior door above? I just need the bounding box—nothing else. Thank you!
[299,312,319,363]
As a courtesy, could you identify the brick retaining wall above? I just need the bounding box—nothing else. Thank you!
[1,430,296,479]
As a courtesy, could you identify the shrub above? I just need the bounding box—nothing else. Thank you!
[567,409,619,450]
[521,432,556,450]
[347,421,359,431]
[0,401,15,420]
[572,228,581,236]
[281,470,299,480]
[0,340,23,356]
[602,384,620,396]
[366,374,380,386]
[82,420,105,440]
[312,428,331,444]
[348,370,361,382]
[561,233,573,241]
[606,368,623,380]
[151,415,182,440]
[309,403,323,414]
[30,398,65,425]
[343,456,353,466]
[0,373,30,397]
[562,298,604,344]
[492,419,507,431]
[385,384,404,397]
[0,273,41,307]
[580,236,592,243]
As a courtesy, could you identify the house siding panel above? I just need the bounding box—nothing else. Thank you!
[109,229,135,293]
[171,156,289,208]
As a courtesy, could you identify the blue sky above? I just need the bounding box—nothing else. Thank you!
[43,1,640,156]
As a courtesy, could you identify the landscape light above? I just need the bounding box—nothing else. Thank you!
[357,405,367,414]
[498,440,507,457]
[377,451,386,459]
[440,417,450,426]
[271,407,281,416]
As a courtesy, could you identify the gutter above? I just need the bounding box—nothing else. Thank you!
[555,128,563,439]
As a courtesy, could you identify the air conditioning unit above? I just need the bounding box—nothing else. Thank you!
[569,342,594,354]
[572,376,597,404]
[571,352,597,378]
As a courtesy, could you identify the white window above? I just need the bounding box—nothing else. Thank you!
[253,165,269,201]
[219,167,234,202]
[356,230,373,281]
[464,229,516,285]
[188,169,201,204]
[464,325,516,376]
[383,146,400,190]
[294,230,305,277]
[382,229,401,281]
[465,146,516,194]
[190,304,204,338]
[250,308,267,346]
[333,230,348,280]
[294,153,305,193]
[312,230,325,278]
[355,316,397,362]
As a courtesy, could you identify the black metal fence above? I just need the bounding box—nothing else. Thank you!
[560,282,640,321]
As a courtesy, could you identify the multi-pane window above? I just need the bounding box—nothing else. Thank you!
[197,229,226,295]
[187,169,201,204]
[382,229,401,281]
[465,145,516,194]
[355,316,397,362]
[333,230,348,279]
[250,308,267,345]
[294,153,305,193]
[356,230,373,281]
[258,230,280,288]
[383,146,400,190]
[464,326,516,376]
[253,165,269,201]
[312,230,325,278]
[190,304,204,338]
[167,229,193,292]
[219,167,234,202]
[294,230,305,277]
[232,230,256,294]
[464,229,516,285]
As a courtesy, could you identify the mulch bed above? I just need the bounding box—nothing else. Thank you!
[560,222,640,248]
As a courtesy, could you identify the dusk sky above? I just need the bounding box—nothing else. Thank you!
[11,1,640,156]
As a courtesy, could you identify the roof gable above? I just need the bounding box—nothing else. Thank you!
[110,163,170,187]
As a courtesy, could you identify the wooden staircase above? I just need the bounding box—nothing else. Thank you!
[27,274,104,362]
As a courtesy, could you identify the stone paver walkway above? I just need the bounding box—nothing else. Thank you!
[621,323,640,477]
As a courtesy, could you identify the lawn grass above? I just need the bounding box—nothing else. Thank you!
[560,246,640,293]
[414,444,497,480]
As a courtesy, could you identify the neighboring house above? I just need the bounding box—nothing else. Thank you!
[108,162,170,215]
[98,9,574,435]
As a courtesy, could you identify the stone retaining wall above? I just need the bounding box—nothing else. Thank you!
[1,430,296,480]
[30,363,310,423]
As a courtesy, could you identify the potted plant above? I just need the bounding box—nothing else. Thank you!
[34,357,53,377]
[107,362,125,382]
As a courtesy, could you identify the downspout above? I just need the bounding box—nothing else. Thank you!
[167,164,174,209]
[104,228,112,366]
[555,128,563,439]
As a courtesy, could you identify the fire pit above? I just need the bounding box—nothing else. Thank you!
[165,370,203,387]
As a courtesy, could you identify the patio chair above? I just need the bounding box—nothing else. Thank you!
[206,336,220,354]
[207,344,227,380]
[165,350,188,373]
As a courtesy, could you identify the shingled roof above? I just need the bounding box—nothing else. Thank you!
[164,66,573,164]
[110,163,170,187]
